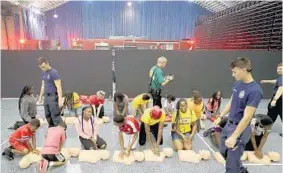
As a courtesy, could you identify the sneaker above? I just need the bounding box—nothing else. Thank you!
[2,146,14,155]
[4,148,14,160]
[39,159,49,173]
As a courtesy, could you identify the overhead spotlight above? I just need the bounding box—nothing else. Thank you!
[53,14,58,18]
[19,39,25,44]
[127,2,132,7]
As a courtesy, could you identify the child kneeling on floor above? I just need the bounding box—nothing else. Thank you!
[163,94,176,127]
[187,91,205,131]
[61,91,82,117]
[75,105,107,150]
[171,99,197,150]
[3,119,41,160]
[163,94,176,117]
[204,114,273,159]
[38,122,67,173]
[206,90,222,122]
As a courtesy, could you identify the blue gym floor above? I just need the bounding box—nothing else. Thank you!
[1,99,282,173]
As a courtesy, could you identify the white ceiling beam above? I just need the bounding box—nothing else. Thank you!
[193,0,242,13]
[7,0,70,12]
[195,1,221,12]
[219,1,236,7]
[7,0,241,14]
[209,2,225,11]
[43,1,68,12]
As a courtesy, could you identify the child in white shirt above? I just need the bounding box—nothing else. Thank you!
[163,95,176,116]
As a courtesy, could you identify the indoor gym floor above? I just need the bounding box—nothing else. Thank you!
[1,99,282,173]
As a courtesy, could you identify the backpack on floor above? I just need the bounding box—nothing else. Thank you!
[203,127,214,137]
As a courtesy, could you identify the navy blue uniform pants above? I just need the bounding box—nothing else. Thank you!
[219,121,251,173]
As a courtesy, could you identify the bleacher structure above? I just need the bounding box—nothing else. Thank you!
[194,1,282,50]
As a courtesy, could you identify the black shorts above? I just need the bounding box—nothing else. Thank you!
[245,135,263,151]
[219,117,228,128]
[79,135,107,150]
[42,153,65,162]
[139,122,163,146]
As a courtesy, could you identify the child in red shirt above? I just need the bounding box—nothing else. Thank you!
[89,91,106,118]
[38,122,67,173]
[3,119,40,160]
[113,116,140,158]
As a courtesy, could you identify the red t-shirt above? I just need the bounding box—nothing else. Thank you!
[91,95,105,106]
[9,124,35,143]
[119,117,140,135]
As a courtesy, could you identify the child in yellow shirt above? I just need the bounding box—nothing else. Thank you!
[139,106,165,155]
[172,99,197,150]
[131,93,151,118]
[61,92,82,117]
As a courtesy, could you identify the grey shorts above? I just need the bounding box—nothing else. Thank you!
[171,131,191,141]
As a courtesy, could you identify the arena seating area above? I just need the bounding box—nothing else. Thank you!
[195,1,282,50]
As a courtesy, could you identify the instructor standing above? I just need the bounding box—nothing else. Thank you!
[38,57,63,127]
[261,63,282,137]
[214,57,263,173]
[148,56,174,108]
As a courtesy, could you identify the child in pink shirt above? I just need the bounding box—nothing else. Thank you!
[75,105,106,150]
[206,91,222,121]
[38,122,67,173]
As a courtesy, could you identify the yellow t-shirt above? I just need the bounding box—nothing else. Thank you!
[187,98,204,119]
[172,109,197,134]
[73,92,81,109]
[132,93,151,109]
[141,108,165,126]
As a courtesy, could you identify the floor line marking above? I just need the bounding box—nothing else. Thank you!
[1,98,18,100]
[243,163,283,166]
[1,139,8,146]
[196,133,283,167]
[196,133,215,153]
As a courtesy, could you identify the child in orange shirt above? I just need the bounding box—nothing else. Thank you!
[187,91,205,131]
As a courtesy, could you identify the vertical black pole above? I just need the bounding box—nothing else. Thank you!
[112,49,116,99]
